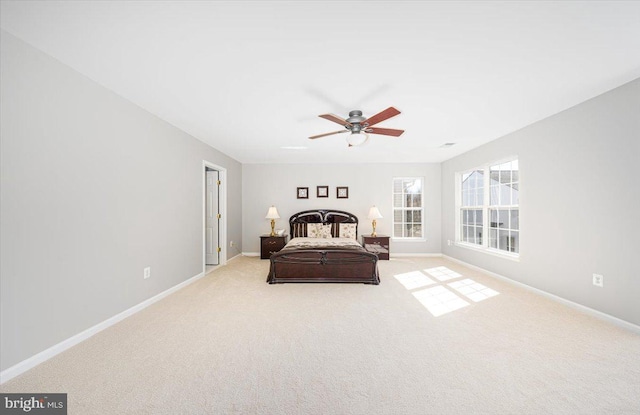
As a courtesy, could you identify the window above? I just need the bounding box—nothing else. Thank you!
[393,177,424,239]
[460,170,484,245]
[456,158,519,256]
[488,160,519,253]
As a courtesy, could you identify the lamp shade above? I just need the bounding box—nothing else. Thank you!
[346,132,369,146]
[368,205,383,219]
[265,206,280,219]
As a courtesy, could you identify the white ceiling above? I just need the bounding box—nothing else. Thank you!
[2,1,639,164]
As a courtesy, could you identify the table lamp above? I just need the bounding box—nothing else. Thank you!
[265,206,280,237]
[368,205,383,237]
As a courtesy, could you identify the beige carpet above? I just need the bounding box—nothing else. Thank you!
[2,256,639,414]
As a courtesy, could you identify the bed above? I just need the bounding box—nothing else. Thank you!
[266,209,380,284]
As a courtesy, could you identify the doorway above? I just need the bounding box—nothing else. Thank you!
[203,161,227,273]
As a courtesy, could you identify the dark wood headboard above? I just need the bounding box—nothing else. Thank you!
[289,209,358,237]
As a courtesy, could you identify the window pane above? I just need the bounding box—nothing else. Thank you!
[498,209,509,228]
[412,194,421,207]
[405,224,414,237]
[490,185,499,205]
[393,194,403,207]
[510,231,519,253]
[503,184,512,205]
[510,209,519,230]
[490,209,498,228]
[489,229,497,248]
[500,168,511,184]
[394,224,403,238]
[474,226,483,245]
[405,194,413,207]
[414,210,422,223]
[475,209,483,226]
[394,210,402,222]
[476,187,484,206]
[404,179,421,194]
[498,230,509,251]
[471,190,478,207]
[404,210,411,223]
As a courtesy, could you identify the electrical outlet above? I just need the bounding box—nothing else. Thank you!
[593,273,603,287]
[144,267,151,279]
[230,241,234,247]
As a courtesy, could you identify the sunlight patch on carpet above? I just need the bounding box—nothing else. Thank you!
[394,266,500,317]
[394,271,437,290]
[424,266,462,281]
[448,279,499,302]
[412,286,469,317]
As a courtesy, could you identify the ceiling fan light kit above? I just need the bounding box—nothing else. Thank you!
[346,132,369,147]
[309,106,404,147]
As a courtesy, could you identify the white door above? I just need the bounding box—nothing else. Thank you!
[205,170,219,265]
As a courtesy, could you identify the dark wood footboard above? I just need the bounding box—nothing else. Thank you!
[267,250,380,285]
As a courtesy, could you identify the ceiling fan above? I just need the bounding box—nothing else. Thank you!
[309,107,404,146]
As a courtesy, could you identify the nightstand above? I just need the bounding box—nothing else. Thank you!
[260,235,289,259]
[361,235,390,260]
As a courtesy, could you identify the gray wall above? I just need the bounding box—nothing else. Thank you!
[242,163,441,255]
[441,78,640,326]
[0,32,242,371]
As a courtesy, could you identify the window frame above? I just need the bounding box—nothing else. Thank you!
[455,157,520,260]
[392,177,426,241]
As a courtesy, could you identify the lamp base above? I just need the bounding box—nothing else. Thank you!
[270,219,276,237]
[371,220,377,237]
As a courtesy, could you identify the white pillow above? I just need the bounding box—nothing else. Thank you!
[306,223,322,238]
[319,224,333,238]
[308,223,333,238]
[339,223,357,240]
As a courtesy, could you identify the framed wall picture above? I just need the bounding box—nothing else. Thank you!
[336,186,349,199]
[317,186,329,198]
[297,187,309,199]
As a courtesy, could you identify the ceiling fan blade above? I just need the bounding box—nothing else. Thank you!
[363,107,401,127]
[366,127,405,137]
[319,113,352,126]
[309,130,348,139]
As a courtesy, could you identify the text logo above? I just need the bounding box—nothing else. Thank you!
[1,394,67,414]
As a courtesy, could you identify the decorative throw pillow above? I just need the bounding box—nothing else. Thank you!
[339,223,357,240]
[319,224,333,239]
[306,223,323,238]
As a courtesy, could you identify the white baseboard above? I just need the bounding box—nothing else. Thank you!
[0,271,206,384]
[227,253,242,262]
[442,255,640,335]
[242,252,260,257]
